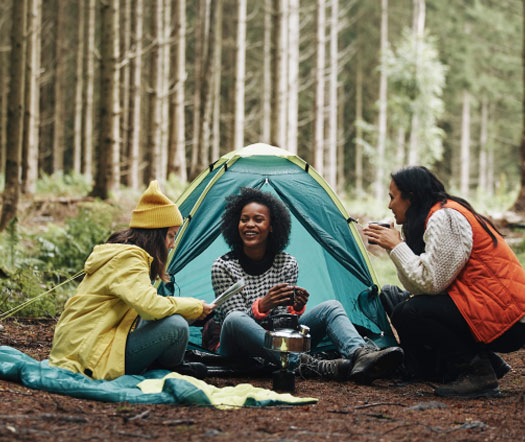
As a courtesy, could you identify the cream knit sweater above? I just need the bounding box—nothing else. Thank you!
[389,208,473,295]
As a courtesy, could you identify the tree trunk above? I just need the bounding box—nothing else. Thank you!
[286,0,299,154]
[313,0,325,173]
[374,0,388,201]
[189,0,207,179]
[512,0,525,211]
[0,1,9,176]
[412,0,425,37]
[211,0,222,161]
[261,0,272,143]
[72,0,84,174]
[337,83,344,192]
[82,0,96,179]
[232,0,246,150]
[407,0,425,166]
[52,0,66,173]
[197,0,218,168]
[326,0,338,188]
[460,89,471,197]
[271,0,287,149]
[120,0,131,182]
[144,0,163,183]
[168,0,187,181]
[126,0,143,189]
[408,113,419,165]
[354,54,363,196]
[0,0,27,231]
[478,94,488,195]
[159,0,171,181]
[22,0,41,194]
[91,0,120,199]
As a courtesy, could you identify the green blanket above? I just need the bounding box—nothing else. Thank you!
[0,346,317,408]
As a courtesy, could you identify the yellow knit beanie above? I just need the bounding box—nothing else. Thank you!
[129,181,183,228]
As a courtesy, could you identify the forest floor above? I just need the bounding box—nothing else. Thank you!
[0,318,524,441]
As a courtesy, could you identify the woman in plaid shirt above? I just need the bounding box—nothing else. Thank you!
[205,187,403,383]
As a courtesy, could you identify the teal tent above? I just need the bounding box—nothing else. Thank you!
[159,144,396,349]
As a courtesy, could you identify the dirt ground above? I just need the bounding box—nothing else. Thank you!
[0,318,524,441]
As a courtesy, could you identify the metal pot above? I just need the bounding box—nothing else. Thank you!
[264,324,311,353]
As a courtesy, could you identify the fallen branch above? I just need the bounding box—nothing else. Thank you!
[161,419,196,426]
[129,410,151,421]
[354,402,405,409]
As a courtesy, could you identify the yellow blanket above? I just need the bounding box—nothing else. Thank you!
[138,373,318,409]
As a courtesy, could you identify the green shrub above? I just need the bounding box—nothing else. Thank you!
[0,219,70,317]
[34,201,120,276]
[36,171,92,197]
[0,201,121,318]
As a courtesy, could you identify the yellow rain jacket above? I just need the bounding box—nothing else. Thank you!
[49,244,203,380]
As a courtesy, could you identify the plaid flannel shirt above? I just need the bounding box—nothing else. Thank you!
[211,251,298,325]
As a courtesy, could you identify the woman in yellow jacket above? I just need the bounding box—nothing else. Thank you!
[49,181,215,380]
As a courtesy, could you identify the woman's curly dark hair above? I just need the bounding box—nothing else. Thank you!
[221,187,291,255]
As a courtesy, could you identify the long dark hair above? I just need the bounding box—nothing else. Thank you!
[391,166,501,255]
[221,187,291,255]
[106,228,169,282]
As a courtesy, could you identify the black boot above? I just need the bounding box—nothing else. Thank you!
[171,362,208,379]
[487,352,511,379]
[434,353,500,398]
[296,353,352,381]
[349,346,404,385]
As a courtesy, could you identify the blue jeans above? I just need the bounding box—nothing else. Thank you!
[125,314,189,374]
[218,300,366,366]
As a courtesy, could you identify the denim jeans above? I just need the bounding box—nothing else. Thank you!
[218,300,366,366]
[125,314,189,375]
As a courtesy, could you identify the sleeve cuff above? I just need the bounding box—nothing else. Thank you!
[389,241,416,267]
[287,304,306,315]
[251,298,270,320]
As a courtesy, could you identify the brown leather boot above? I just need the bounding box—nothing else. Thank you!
[349,346,404,384]
[434,353,500,398]
[296,353,352,381]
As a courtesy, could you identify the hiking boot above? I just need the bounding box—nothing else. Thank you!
[434,354,500,398]
[296,353,352,381]
[487,352,511,380]
[349,346,404,385]
[171,362,208,379]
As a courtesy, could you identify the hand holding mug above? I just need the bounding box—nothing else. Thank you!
[364,221,402,251]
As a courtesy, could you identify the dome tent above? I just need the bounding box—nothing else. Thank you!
[158,143,396,349]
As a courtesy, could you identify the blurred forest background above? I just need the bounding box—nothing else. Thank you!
[1,0,525,317]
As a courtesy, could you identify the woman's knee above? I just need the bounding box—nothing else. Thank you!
[390,298,416,330]
[221,311,251,333]
[158,314,189,341]
[318,300,344,314]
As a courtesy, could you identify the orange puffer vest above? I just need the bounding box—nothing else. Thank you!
[426,201,525,343]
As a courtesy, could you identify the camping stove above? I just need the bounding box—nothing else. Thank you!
[264,318,311,393]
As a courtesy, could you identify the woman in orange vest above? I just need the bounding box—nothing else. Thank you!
[364,166,525,398]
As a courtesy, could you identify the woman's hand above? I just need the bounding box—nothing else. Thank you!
[363,222,403,251]
[198,302,216,320]
[291,286,309,311]
[258,283,295,313]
